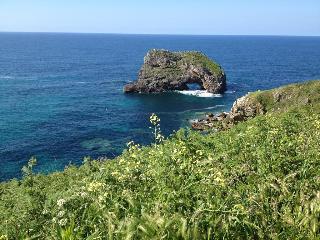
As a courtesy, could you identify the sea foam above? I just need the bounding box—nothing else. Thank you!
[177,90,223,98]
[0,75,14,80]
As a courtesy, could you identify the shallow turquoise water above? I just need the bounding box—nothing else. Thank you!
[1,33,320,181]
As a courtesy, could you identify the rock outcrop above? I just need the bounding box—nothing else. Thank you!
[192,80,320,131]
[124,49,226,94]
[192,94,266,131]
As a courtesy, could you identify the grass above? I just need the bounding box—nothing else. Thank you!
[181,51,224,76]
[0,80,319,239]
[144,51,224,79]
[247,80,320,112]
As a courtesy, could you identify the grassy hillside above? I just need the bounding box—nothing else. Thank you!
[193,80,320,131]
[246,80,320,113]
[0,80,320,239]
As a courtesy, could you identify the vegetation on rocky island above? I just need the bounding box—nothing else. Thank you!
[124,49,226,94]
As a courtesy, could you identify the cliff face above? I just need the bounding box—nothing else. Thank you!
[124,49,226,94]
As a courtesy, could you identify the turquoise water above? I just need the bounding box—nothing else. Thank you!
[1,33,320,181]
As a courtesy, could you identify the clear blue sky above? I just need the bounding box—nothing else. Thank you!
[1,0,319,36]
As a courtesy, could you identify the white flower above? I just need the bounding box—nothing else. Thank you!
[80,192,87,198]
[57,199,66,208]
[42,209,49,215]
[57,210,65,217]
[150,113,160,125]
[98,195,104,202]
[58,218,67,226]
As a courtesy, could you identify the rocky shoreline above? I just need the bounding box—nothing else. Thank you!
[192,80,316,131]
[191,93,266,131]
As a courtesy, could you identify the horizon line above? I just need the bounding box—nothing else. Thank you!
[0,30,319,38]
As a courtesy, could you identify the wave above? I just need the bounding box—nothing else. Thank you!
[177,90,223,98]
[155,105,225,115]
[0,75,14,80]
[180,105,225,114]
[203,105,225,110]
[225,90,236,94]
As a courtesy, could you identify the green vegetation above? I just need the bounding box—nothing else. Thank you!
[246,80,320,113]
[144,51,224,78]
[180,51,224,76]
[0,80,320,239]
[207,80,320,131]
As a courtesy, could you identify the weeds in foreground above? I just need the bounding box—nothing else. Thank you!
[0,109,319,239]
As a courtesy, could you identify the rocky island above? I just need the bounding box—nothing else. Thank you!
[124,49,226,94]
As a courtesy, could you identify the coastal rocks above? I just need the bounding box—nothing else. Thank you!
[231,94,265,118]
[192,94,265,131]
[124,49,226,94]
[191,112,230,131]
[192,80,320,131]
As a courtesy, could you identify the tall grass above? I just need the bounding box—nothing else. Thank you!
[0,104,319,239]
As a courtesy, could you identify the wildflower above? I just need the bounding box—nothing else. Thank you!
[149,113,164,145]
[314,119,320,129]
[127,141,135,147]
[127,140,141,152]
[80,191,87,198]
[98,195,104,203]
[111,171,119,177]
[233,204,246,213]
[42,209,49,215]
[57,199,66,208]
[214,171,225,186]
[196,150,204,156]
[58,218,67,227]
[150,113,160,125]
[57,210,65,218]
[87,181,106,192]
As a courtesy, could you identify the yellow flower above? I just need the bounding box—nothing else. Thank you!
[233,204,246,213]
[87,181,106,192]
[214,171,225,186]
[150,113,160,125]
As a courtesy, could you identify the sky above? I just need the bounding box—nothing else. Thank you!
[0,0,319,36]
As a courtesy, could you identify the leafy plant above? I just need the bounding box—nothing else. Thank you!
[0,81,319,239]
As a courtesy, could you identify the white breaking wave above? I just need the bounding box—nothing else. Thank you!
[204,105,225,110]
[177,90,223,98]
[225,90,236,94]
[0,75,14,80]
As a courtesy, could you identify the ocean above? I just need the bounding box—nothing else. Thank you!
[1,33,320,181]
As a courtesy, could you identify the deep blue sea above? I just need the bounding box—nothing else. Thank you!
[1,33,320,181]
